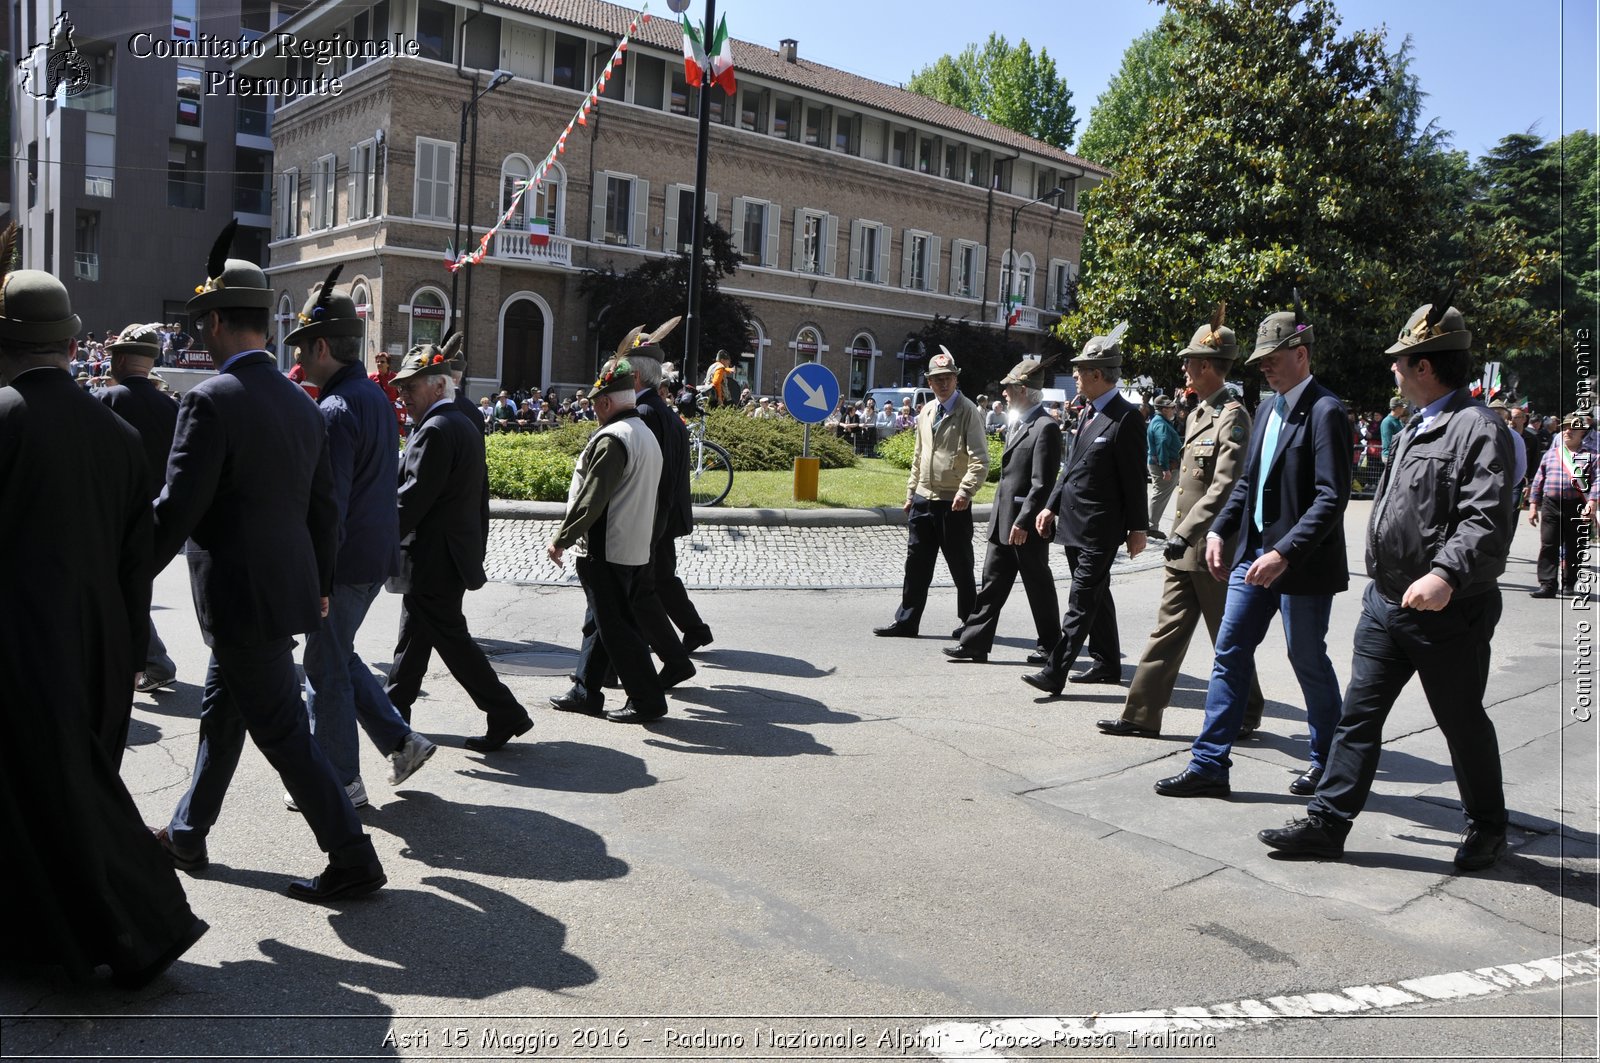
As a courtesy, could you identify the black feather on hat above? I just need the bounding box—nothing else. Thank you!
[206,219,238,283]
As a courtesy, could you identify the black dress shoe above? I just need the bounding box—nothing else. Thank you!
[549,688,603,716]
[1258,816,1345,858]
[681,627,714,654]
[1454,825,1508,871]
[1020,671,1064,696]
[943,644,988,663]
[1069,665,1122,685]
[151,827,208,873]
[1026,649,1050,666]
[1154,769,1230,798]
[1530,585,1558,599]
[286,861,387,903]
[1097,718,1159,737]
[464,713,533,752]
[605,700,667,723]
[658,659,697,688]
[873,622,919,637]
[1288,765,1324,796]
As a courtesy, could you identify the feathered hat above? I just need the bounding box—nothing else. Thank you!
[1179,302,1238,362]
[1385,280,1471,357]
[186,219,274,314]
[1248,288,1314,364]
[284,263,364,346]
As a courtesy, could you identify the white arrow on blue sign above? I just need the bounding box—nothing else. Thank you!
[782,362,840,426]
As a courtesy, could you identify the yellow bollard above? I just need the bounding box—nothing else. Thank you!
[793,456,820,501]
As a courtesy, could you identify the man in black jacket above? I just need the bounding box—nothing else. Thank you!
[1024,324,1149,694]
[1158,298,1351,799]
[1261,300,1515,869]
[944,356,1062,663]
[98,322,181,693]
[386,347,532,752]
[152,222,384,902]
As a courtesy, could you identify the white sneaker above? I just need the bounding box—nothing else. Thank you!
[284,777,368,812]
[387,732,437,786]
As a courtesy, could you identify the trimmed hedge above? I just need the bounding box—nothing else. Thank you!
[485,434,577,501]
[876,426,1003,483]
[701,408,857,471]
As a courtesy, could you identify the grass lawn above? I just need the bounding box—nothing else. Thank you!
[718,457,997,510]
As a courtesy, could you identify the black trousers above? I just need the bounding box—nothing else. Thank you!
[1536,496,1589,589]
[893,495,976,630]
[654,537,710,642]
[574,556,666,713]
[633,536,703,666]
[956,537,1060,654]
[1043,542,1119,680]
[386,585,523,726]
[1310,582,1505,833]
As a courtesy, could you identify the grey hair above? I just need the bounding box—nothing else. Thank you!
[1024,386,1043,405]
[413,373,454,400]
[1097,366,1121,386]
[630,354,662,388]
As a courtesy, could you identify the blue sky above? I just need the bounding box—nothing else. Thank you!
[716,0,1597,160]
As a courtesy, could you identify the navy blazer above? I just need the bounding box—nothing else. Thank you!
[990,406,1062,546]
[1047,392,1149,551]
[153,351,336,646]
[98,377,178,493]
[1211,377,1351,595]
[317,361,401,586]
[636,386,692,540]
[390,401,490,595]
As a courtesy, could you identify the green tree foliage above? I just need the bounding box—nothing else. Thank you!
[1063,0,1549,412]
[907,33,1077,150]
[909,315,1071,396]
[579,220,755,383]
[1076,14,1186,169]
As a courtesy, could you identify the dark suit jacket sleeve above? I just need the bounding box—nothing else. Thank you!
[396,424,450,541]
[308,429,337,595]
[1276,392,1352,566]
[152,389,224,570]
[1021,420,1062,532]
[1115,406,1150,534]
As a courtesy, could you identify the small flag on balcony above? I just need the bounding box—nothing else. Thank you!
[528,218,551,247]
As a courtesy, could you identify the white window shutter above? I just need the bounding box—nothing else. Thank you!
[414,141,432,219]
[632,179,649,246]
[705,191,718,225]
[974,244,987,302]
[791,207,804,270]
[900,234,913,289]
[764,202,780,267]
[663,184,680,251]
[950,242,962,295]
[590,173,608,243]
[823,214,838,276]
[437,143,455,219]
[928,237,941,292]
[876,225,891,286]
[731,197,747,254]
[848,220,862,281]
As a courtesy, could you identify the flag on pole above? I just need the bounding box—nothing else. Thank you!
[528,218,551,248]
[709,15,736,94]
[681,16,707,85]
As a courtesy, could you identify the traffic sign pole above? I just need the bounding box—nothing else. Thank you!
[782,363,838,503]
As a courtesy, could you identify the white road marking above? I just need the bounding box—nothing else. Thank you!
[922,946,1599,1060]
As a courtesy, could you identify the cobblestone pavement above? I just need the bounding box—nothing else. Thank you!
[487,517,1165,588]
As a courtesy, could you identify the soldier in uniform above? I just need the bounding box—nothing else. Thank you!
[1099,307,1266,737]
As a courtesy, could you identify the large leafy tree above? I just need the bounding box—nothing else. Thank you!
[1076,14,1186,169]
[907,34,1077,150]
[1064,0,1498,411]
[579,220,754,383]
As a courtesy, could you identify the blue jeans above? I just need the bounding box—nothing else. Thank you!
[304,581,412,785]
[1188,551,1342,780]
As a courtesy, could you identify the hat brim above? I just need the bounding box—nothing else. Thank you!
[1384,330,1472,357]
[924,367,958,377]
[1177,341,1238,360]
[186,288,276,314]
[390,361,450,383]
[1246,325,1314,364]
[107,341,161,358]
[284,318,366,346]
[0,312,82,343]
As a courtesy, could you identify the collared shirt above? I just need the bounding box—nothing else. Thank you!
[1267,374,1315,435]
[1529,431,1600,506]
[939,389,963,417]
[1086,388,1117,415]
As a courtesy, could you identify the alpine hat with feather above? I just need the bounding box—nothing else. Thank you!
[1071,321,1129,369]
[108,322,166,360]
[392,331,461,383]
[187,219,274,314]
[1385,282,1471,357]
[1179,302,1239,362]
[589,318,679,400]
[0,222,81,344]
[284,264,363,346]
[1000,354,1055,387]
[1248,288,1314,364]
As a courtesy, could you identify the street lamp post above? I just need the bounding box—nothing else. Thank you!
[449,68,514,380]
[1004,186,1065,343]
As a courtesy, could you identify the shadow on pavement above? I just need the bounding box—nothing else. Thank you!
[132,682,204,720]
[457,739,656,794]
[641,684,857,757]
[695,648,836,679]
[126,715,164,748]
[371,792,630,882]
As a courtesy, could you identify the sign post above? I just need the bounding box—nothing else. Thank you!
[782,362,840,502]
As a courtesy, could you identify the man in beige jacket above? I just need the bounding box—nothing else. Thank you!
[875,348,990,637]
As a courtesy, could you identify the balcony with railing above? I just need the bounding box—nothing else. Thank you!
[993,303,1041,331]
[74,252,99,282]
[84,175,114,198]
[234,186,272,214]
[168,179,205,210]
[64,82,115,115]
[494,230,573,267]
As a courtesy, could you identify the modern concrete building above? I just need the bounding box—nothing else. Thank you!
[9,0,299,339]
[245,0,1108,397]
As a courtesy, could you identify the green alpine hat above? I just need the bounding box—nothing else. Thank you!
[108,322,165,359]
[284,264,363,346]
[589,355,637,399]
[1178,302,1238,362]
[0,269,81,343]
[1385,296,1471,357]
[393,331,461,383]
[187,220,274,314]
[1000,355,1055,387]
[1072,321,1129,369]
[615,316,681,364]
[1152,394,1176,409]
[1248,288,1314,364]
[925,346,961,377]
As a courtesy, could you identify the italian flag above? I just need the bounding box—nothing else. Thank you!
[528,217,551,247]
[681,17,707,86]
[708,15,736,94]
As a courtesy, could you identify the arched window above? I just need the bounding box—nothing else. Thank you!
[746,317,767,396]
[999,250,1036,309]
[792,325,822,368]
[848,330,877,397]
[532,162,566,236]
[407,286,448,351]
[500,154,533,231]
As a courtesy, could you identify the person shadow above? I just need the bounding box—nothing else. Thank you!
[368,792,630,882]
[642,684,858,758]
[456,740,656,795]
[691,648,836,680]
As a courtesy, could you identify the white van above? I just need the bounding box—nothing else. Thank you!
[865,386,935,434]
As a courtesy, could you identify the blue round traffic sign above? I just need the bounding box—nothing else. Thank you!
[782,362,840,425]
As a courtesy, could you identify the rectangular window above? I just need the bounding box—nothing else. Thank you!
[167,141,204,209]
[349,140,376,220]
[552,34,582,89]
[917,136,934,174]
[833,112,856,153]
[850,220,891,284]
[276,168,299,238]
[176,62,203,126]
[463,13,501,71]
[233,147,272,215]
[633,54,665,109]
[944,143,963,180]
[804,105,824,146]
[891,130,908,168]
[663,185,716,252]
[952,240,983,299]
[907,232,929,290]
[605,175,633,243]
[309,153,336,230]
[800,212,822,274]
[773,97,793,139]
[413,137,455,221]
[74,211,100,282]
[674,187,695,252]
[741,199,766,260]
[740,88,767,132]
[415,0,454,63]
[349,1,390,69]
[859,225,878,281]
[1049,260,1078,312]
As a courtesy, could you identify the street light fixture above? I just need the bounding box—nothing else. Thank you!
[1004,185,1065,342]
[449,68,516,380]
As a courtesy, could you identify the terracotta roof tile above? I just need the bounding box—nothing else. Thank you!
[490,0,1109,176]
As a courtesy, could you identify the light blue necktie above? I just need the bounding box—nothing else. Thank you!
[1254,395,1289,532]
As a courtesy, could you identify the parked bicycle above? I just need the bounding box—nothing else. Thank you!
[682,390,734,507]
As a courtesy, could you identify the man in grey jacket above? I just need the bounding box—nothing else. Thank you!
[1259,298,1516,871]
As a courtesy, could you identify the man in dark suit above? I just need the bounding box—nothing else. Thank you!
[1023,324,1149,695]
[944,356,1062,663]
[1157,299,1351,798]
[0,258,208,988]
[385,346,533,751]
[151,222,385,902]
[98,322,181,693]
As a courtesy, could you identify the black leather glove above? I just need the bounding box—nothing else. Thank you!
[1163,533,1190,561]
